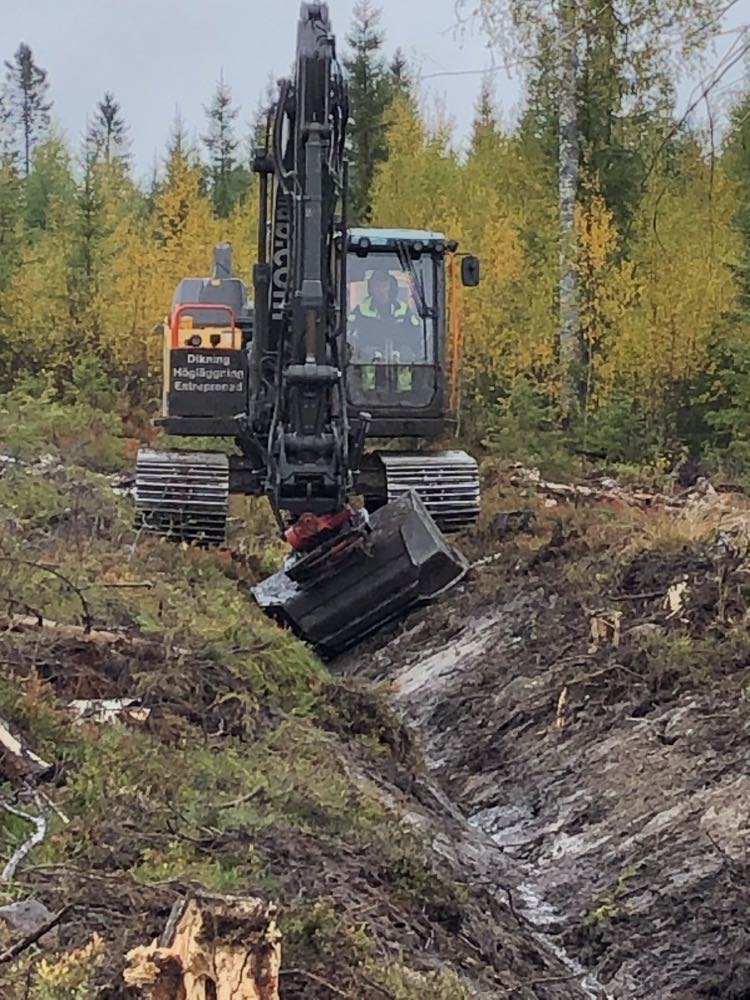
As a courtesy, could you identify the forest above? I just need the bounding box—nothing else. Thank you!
[1,0,750,476]
[1,2,750,998]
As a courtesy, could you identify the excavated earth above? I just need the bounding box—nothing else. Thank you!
[2,457,749,998]
[340,478,750,999]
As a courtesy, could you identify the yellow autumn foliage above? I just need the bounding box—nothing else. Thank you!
[0,97,746,461]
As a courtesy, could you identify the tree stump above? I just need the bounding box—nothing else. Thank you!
[123,895,280,1000]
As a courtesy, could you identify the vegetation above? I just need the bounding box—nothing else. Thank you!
[0,3,750,992]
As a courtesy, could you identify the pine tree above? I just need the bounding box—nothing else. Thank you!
[3,43,52,177]
[470,76,499,154]
[23,133,76,231]
[0,154,22,291]
[87,92,130,166]
[70,147,104,317]
[344,0,391,224]
[202,73,248,218]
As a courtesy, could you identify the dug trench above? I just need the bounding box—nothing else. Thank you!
[339,473,750,999]
[0,456,748,997]
[0,457,598,998]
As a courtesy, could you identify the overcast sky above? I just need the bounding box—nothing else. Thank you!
[3,0,750,181]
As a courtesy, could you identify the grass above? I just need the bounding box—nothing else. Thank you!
[0,410,490,998]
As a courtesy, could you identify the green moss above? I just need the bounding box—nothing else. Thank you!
[584,865,638,927]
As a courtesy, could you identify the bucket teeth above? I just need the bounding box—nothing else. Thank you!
[253,490,468,654]
[135,449,229,544]
[377,450,480,532]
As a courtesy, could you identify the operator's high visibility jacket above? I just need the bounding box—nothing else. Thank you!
[348,297,422,391]
[348,296,422,362]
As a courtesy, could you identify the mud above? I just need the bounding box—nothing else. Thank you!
[340,491,750,999]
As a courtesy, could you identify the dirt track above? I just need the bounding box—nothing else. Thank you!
[341,484,750,998]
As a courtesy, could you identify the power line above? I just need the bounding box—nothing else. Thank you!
[421,1,746,85]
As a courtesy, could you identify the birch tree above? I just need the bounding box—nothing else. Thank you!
[462,0,725,417]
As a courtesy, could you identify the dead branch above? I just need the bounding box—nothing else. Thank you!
[0,715,53,785]
[0,905,71,964]
[1,794,48,880]
[2,559,92,631]
[279,968,351,998]
[0,614,189,658]
[1,614,148,648]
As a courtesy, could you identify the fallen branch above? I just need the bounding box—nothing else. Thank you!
[1,614,188,657]
[1,615,148,648]
[611,590,665,602]
[2,794,48,880]
[509,465,688,510]
[2,558,92,631]
[0,715,53,785]
[0,904,71,964]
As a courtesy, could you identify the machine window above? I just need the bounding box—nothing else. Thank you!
[346,253,436,407]
[176,305,234,329]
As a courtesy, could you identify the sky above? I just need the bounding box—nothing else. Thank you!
[2,0,750,181]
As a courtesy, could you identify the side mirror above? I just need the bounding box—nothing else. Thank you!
[152,321,166,336]
[461,255,480,287]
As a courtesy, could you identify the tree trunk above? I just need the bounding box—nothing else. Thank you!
[557,0,580,420]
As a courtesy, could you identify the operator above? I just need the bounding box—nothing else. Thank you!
[348,267,422,391]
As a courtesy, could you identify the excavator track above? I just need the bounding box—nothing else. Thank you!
[377,451,480,532]
[135,449,229,544]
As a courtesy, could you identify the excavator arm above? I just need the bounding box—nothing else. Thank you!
[249,3,360,522]
[249,3,468,653]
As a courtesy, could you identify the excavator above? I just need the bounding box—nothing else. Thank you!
[135,2,480,654]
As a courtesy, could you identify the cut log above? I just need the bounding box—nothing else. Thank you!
[0,715,53,784]
[123,894,280,1000]
[0,615,148,647]
[0,614,187,656]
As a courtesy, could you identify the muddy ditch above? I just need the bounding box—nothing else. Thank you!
[340,490,750,999]
[0,617,596,998]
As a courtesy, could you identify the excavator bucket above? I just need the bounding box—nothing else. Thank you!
[253,491,468,655]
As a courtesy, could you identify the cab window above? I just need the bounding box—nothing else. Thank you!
[346,251,437,408]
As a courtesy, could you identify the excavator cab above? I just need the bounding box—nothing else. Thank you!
[347,229,447,419]
[347,251,438,413]
[346,228,482,534]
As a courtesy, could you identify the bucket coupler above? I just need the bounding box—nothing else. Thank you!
[252,490,468,654]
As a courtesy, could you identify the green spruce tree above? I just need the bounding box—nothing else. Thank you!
[202,74,249,218]
[388,48,414,105]
[344,0,391,224]
[0,154,22,290]
[3,43,52,177]
[87,92,130,166]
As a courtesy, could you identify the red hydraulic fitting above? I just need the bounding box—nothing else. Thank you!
[284,507,353,551]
